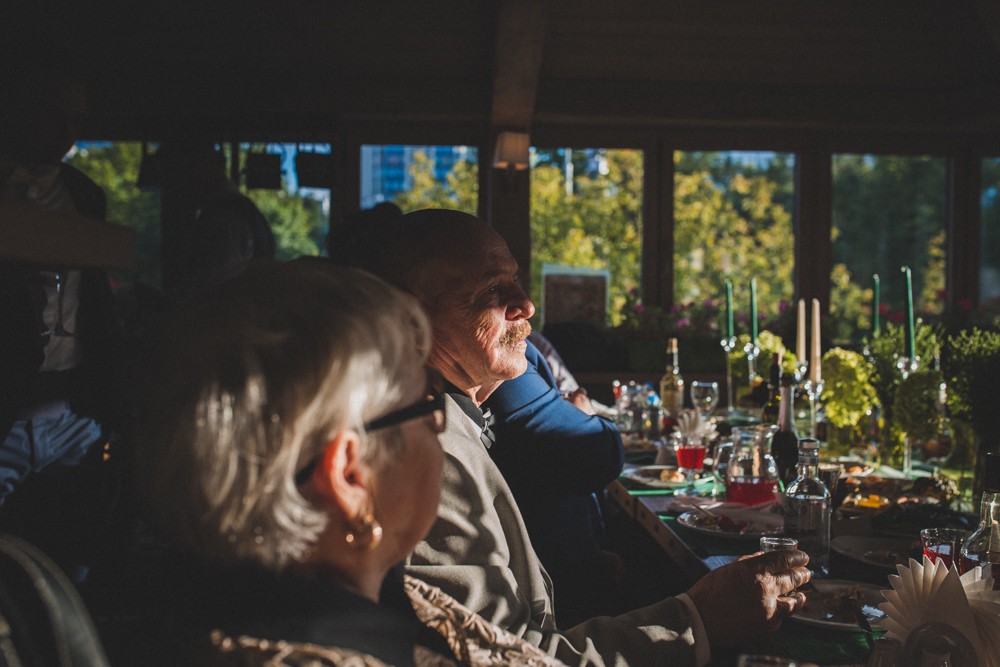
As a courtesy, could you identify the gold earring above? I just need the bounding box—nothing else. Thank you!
[345,512,382,550]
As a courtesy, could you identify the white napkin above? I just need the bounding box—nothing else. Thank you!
[674,409,718,441]
[879,556,1000,666]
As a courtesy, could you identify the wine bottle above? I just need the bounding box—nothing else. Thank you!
[771,383,799,487]
[783,438,831,574]
[761,351,783,425]
[659,337,684,419]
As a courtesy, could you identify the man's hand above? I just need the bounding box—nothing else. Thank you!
[686,550,811,650]
[562,387,596,416]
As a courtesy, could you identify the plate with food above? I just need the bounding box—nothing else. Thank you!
[621,465,705,489]
[622,437,659,455]
[791,579,887,631]
[675,508,783,539]
[830,534,920,571]
[825,457,874,478]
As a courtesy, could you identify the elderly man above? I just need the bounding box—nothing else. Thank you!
[360,209,809,666]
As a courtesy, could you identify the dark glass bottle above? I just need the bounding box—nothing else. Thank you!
[771,384,799,487]
[760,352,783,425]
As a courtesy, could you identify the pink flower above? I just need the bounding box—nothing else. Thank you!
[634,304,646,315]
[676,317,691,329]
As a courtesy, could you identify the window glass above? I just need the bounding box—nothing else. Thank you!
[240,143,330,261]
[831,154,947,345]
[982,157,1000,309]
[67,141,162,288]
[359,144,478,214]
[674,151,796,339]
[529,147,643,327]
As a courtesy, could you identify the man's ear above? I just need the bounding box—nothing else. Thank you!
[311,430,372,520]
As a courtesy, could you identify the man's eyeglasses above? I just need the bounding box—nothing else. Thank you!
[294,380,446,487]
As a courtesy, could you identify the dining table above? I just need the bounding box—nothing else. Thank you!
[606,455,947,667]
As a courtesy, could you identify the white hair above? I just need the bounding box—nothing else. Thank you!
[136,259,431,570]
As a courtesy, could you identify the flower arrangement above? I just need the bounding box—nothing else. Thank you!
[820,347,877,434]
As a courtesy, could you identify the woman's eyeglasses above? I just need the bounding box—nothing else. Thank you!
[294,377,447,486]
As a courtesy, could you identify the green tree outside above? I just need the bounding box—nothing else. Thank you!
[529,149,644,326]
[393,150,478,215]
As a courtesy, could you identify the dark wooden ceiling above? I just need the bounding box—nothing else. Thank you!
[5,0,1000,142]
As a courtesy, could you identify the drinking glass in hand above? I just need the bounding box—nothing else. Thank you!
[690,380,719,421]
[760,536,798,552]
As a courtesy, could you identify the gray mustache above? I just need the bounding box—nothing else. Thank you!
[499,321,532,347]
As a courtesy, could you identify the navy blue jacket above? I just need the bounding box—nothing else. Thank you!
[485,340,623,502]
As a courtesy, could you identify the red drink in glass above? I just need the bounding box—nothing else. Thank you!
[959,555,1000,589]
[726,479,777,505]
[923,545,956,569]
[676,445,706,471]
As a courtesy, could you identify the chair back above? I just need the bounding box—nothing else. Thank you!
[0,533,110,667]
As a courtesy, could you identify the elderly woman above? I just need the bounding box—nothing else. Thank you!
[135,259,565,666]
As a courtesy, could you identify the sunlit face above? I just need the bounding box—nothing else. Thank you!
[420,225,535,390]
[370,375,445,564]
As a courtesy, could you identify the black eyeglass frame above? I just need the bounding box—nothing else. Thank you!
[294,390,445,487]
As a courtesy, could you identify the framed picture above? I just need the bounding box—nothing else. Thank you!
[541,264,609,327]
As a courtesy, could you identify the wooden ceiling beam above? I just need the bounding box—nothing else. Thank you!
[490,0,548,131]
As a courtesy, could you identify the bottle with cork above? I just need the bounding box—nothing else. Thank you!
[659,337,685,433]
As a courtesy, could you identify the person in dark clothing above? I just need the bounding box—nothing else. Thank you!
[154,140,276,299]
[0,57,127,580]
[485,339,625,626]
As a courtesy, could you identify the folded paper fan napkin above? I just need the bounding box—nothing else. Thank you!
[879,556,1000,666]
[674,409,718,441]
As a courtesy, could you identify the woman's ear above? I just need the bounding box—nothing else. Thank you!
[312,430,372,520]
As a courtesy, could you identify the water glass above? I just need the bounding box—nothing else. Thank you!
[690,380,719,420]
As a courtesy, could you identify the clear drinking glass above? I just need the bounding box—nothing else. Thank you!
[710,439,734,498]
[690,380,719,421]
[726,425,780,506]
[760,536,798,552]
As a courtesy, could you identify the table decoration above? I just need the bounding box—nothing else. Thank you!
[795,298,808,382]
[878,555,1000,666]
[872,273,880,339]
[818,347,877,451]
[803,298,824,439]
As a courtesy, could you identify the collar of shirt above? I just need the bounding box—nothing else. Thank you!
[444,382,496,449]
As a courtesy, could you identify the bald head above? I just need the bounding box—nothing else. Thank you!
[356,208,535,400]
[363,209,498,299]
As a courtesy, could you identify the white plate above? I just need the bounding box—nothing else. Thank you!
[621,465,708,489]
[791,579,887,632]
[830,534,920,570]
[675,508,783,539]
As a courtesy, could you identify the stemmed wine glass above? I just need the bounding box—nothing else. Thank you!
[673,432,708,496]
[690,381,719,422]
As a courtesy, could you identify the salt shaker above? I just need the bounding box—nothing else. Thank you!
[866,637,903,667]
